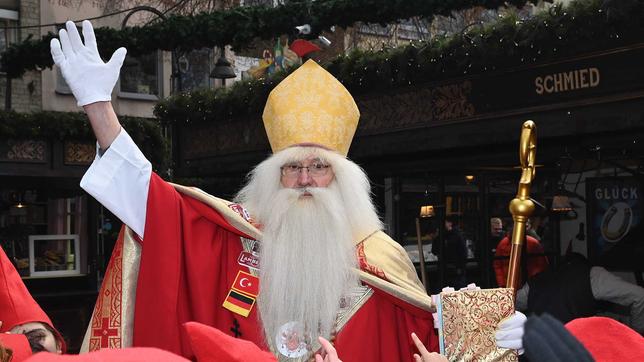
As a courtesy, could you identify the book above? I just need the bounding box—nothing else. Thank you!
[436,288,518,361]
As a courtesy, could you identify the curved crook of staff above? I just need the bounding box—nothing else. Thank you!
[506,121,537,294]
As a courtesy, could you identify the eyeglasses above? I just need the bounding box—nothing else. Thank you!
[280,162,331,178]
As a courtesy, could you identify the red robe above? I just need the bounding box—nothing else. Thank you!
[94,174,438,361]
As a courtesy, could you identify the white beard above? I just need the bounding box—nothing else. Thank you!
[234,146,384,351]
[257,185,359,350]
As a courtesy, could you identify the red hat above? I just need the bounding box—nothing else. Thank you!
[182,322,277,362]
[0,246,66,353]
[24,347,189,362]
[0,333,33,362]
[565,317,644,362]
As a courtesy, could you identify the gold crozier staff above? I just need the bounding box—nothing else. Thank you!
[506,121,537,292]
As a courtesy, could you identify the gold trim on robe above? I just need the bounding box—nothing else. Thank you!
[81,227,140,352]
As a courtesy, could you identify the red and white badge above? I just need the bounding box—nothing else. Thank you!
[238,251,260,270]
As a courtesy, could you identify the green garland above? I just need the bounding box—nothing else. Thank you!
[154,0,644,125]
[0,0,531,78]
[0,110,169,172]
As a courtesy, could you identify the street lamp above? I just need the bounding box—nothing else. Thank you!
[210,46,236,87]
[419,205,435,218]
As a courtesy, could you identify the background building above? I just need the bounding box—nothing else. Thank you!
[0,0,176,352]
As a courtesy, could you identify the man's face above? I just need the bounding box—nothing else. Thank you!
[491,219,503,236]
[280,156,335,189]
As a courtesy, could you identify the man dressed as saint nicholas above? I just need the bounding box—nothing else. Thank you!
[49,21,525,361]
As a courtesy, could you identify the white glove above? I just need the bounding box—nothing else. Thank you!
[50,20,127,107]
[495,311,526,355]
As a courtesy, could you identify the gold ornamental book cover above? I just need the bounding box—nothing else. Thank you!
[437,288,518,362]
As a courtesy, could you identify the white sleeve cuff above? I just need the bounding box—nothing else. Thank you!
[80,128,152,238]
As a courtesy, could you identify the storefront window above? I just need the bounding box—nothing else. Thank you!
[386,171,559,292]
[119,52,161,98]
[174,48,212,92]
[396,177,441,292]
[0,17,17,65]
[0,189,87,277]
[442,174,481,289]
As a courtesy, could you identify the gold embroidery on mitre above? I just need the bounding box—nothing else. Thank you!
[262,59,360,156]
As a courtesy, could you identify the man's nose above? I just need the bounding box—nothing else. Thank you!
[296,168,314,186]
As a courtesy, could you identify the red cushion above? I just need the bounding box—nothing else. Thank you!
[0,333,32,362]
[24,347,189,362]
[183,321,276,362]
[566,317,644,362]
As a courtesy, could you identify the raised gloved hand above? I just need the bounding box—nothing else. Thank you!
[495,311,527,355]
[50,20,126,107]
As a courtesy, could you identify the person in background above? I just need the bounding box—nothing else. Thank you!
[525,218,541,241]
[493,224,549,287]
[490,217,505,246]
[433,216,468,289]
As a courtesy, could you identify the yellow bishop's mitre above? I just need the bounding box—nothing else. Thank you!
[262,59,360,156]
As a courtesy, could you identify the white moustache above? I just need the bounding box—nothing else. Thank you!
[288,187,324,199]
